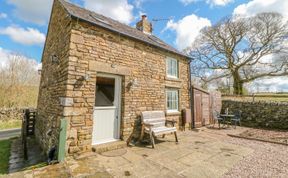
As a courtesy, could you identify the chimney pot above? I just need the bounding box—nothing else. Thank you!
[141,14,147,20]
[136,14,152,34]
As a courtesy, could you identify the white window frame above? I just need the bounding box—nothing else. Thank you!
[166,57,178,79]
[166,89,179,113]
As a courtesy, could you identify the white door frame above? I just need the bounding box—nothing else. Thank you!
[92,73,122,145]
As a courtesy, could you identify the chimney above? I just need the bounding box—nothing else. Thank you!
[136,15,153,34]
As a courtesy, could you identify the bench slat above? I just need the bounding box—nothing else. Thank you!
[151,127,177,136]
[140,110,178,148]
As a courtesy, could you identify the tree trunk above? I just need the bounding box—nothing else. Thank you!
[232,72,244,95]
[233,81,244,95]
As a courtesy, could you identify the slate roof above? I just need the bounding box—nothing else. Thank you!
[58,0,190,59]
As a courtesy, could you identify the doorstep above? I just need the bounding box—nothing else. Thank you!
[92,140,127,153]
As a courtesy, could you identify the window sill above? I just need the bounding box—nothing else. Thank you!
[165,83,182,89]
[166,111,181,116]
[165,76,181,82]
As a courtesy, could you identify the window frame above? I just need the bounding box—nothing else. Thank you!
[166,88,179,113]
[166,57,179,79]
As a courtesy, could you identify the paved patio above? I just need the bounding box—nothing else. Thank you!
[95,129,253,178]
[4,127,288,178]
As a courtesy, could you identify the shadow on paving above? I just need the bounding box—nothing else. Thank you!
[9,137,46,173]
[6,127,254,178]
[92,128,254,178]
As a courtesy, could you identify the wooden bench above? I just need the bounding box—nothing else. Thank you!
[140,111,178,148]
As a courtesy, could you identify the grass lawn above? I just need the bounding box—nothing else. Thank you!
[0,139,11,174]
[0,120,22,131]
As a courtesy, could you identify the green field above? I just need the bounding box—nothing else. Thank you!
[222,94,288,102]
[0,120,22,131]
[0,139,11,174]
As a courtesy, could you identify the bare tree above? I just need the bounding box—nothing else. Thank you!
[0,54,40,107]
[188,12,288,95]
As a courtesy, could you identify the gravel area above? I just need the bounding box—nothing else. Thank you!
[223,136,288,178]
[239,128,288,144]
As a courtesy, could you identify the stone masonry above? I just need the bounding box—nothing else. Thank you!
[0,108,24,121]
[36,0,72,154]
[36,0,191,157]
[222,100,288,130]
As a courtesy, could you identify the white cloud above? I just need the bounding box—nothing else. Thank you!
[179,0,198,6]
[7,0,53,25]
[37,63,42,71]
[134,0,145,9]
[248,77,288,92]
[0,26,46,45]
[164,14,211,50]
[233,0,288,18]
[0,47,38,68]
[206,0,233,6]
[0,47,11,68]
[0,13,7,19]
[7,0,136,25]
[180,0,233,6]
[82,0,134,24]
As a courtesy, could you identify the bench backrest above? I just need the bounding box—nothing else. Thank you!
[141,111,166,127]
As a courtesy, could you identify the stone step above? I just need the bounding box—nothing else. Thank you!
[92,141,127,153]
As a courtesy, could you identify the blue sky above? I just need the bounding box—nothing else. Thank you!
[0,0,287,91]
[0,0,257,62]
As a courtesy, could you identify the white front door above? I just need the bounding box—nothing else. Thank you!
[92,73,121,145]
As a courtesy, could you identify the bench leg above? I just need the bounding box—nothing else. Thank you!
[140,125,145,141]
[150,131,155,148]
[174,132,178,143]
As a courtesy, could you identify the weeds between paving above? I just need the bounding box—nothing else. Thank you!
[0,139,11,174]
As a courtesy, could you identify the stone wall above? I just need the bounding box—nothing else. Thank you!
[222,100,288,130]
[63,19,190,155]
[210,91,222,113]
[36,0,72,154]
[37,0,191,157]
[0,108,24,121]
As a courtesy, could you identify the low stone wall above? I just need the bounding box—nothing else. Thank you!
[0,108,25,121]
[222,100,288,130]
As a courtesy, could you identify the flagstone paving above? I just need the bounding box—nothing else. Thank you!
[2,127,287,178]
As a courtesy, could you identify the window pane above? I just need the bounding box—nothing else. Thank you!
[95,77,115,106]
[169,63,172,76]
[166,90,178,111]
[173,61,177,77]
[166,58,178,78]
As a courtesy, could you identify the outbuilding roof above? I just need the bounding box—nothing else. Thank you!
[58,0,191,59]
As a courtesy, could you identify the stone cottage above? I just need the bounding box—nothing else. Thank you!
[36,0,192,158]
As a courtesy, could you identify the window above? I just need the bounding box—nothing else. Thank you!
[95,77,115,106]
[166,57,178,78]
[166,89,179,112]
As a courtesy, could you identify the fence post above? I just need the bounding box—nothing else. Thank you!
[22,109,29,160]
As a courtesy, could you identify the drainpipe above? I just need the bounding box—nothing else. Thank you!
[188,58,195,129]
[57,118,67,162]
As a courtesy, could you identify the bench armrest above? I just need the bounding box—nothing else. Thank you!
[166,120,177,127]
[142,122,154,127]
